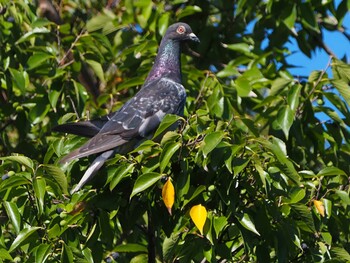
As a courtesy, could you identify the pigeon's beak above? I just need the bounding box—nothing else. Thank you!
[188,32,200,42]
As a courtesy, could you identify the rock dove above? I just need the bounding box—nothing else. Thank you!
[53,22,199,193]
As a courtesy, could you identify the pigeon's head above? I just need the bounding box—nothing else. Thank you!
[165,23,199,43]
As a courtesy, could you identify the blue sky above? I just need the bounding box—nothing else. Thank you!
[286,18,350,77]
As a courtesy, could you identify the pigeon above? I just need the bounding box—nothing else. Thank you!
[53,22,199,193]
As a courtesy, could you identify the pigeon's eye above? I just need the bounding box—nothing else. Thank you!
[176,25,186,34]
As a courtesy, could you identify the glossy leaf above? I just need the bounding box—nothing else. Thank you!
[313,200,325,217]
[130,172,163,199]
[33,177,46,216]
[0,155,34,170]
[237,213,260,236]
[115,244,148,253]
[162,178,175,215]
[153,114,181,139]
[190,204,207,235]
[35,244,51,263]
[3,201,21,234]
[201,131,225,158]
[9,227,41,252]
[160,142,181,173]
[276,105,294,139]
[41,165,68,194]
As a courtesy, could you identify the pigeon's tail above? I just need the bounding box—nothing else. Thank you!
[70,149,114,194]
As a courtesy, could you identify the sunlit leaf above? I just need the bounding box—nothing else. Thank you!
[276,105,294,139]
[115,243,148,253]
[33,177,46,216]
[35,244,52,263]
[153,114,181,139]
[201,131,225,158]
[41,165,68,194]
[237,213,260,236]
[0,155,34,170]
[3,201,21,234]
[190,204,207,235]
[162,177,175,215]
[130,172,163,199]
[9,227,41,252]
[313,200,325,217]
[177,5,202,19]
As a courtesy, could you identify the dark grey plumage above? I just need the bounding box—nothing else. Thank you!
[53,22,199,193]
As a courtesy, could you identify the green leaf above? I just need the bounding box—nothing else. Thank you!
[33,177,46,216]
[235,76,252,97]
[201,131,225,158]
[177,5,202,19]
[86,12,114,32]
[107,163,135,190]
[3,201,21,234]
[160,142,181,173]
[130,172,163,199]
[213,216,228,238]
[237,213,260,236]
[276,105,294,139]
[153,114,181,139]
[116,76,145,91]
[217,65,239,78]
[257,137,301,185]
[291,204,315,232]
[335,190,350,205]
[41,165,68,194]
[270,78,292,96]
[115,243,148,253]
[163,233,180,261]
[9,227,41,252]
[323,198,332,218]
[0,174,31,192]
[332,58,350,82]
[308,70,323,83]
[182,185,206,207]
[330,79,350,106]
[0,248,13,261]
[86,60,105,83]
[61,243,74,263]
[283,4,296,29]
[285,188,305,204]
[287,84,301,111]
[158,13,170,36]
[29,103,50,125]
[317,167,347,177]
[35,244,52,263]
[331,247,350,261]
[27,52,53,69]
[300,2,319,32]
[224,43,251,54]
[0,155,34,170]
[15,27,50,44]
[48,89,61,111]
[232,157,250,176]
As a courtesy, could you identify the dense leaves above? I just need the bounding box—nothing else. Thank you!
[1,0,350,262]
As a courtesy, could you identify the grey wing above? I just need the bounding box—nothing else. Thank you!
[60,78,186,163]
[53,112,115,137]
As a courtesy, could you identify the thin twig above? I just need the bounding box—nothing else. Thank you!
[306,56,333,100]
[194,71,210,108]
[67,95,79,119]
[58,30,86,66]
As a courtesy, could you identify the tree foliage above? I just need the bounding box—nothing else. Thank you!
[1,0,350,262]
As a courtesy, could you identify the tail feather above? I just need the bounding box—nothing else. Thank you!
[70,150,114,194]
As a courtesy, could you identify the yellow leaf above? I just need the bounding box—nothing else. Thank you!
[313,200,325,217]
[162,178,175,215]
[190,204,207,235]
